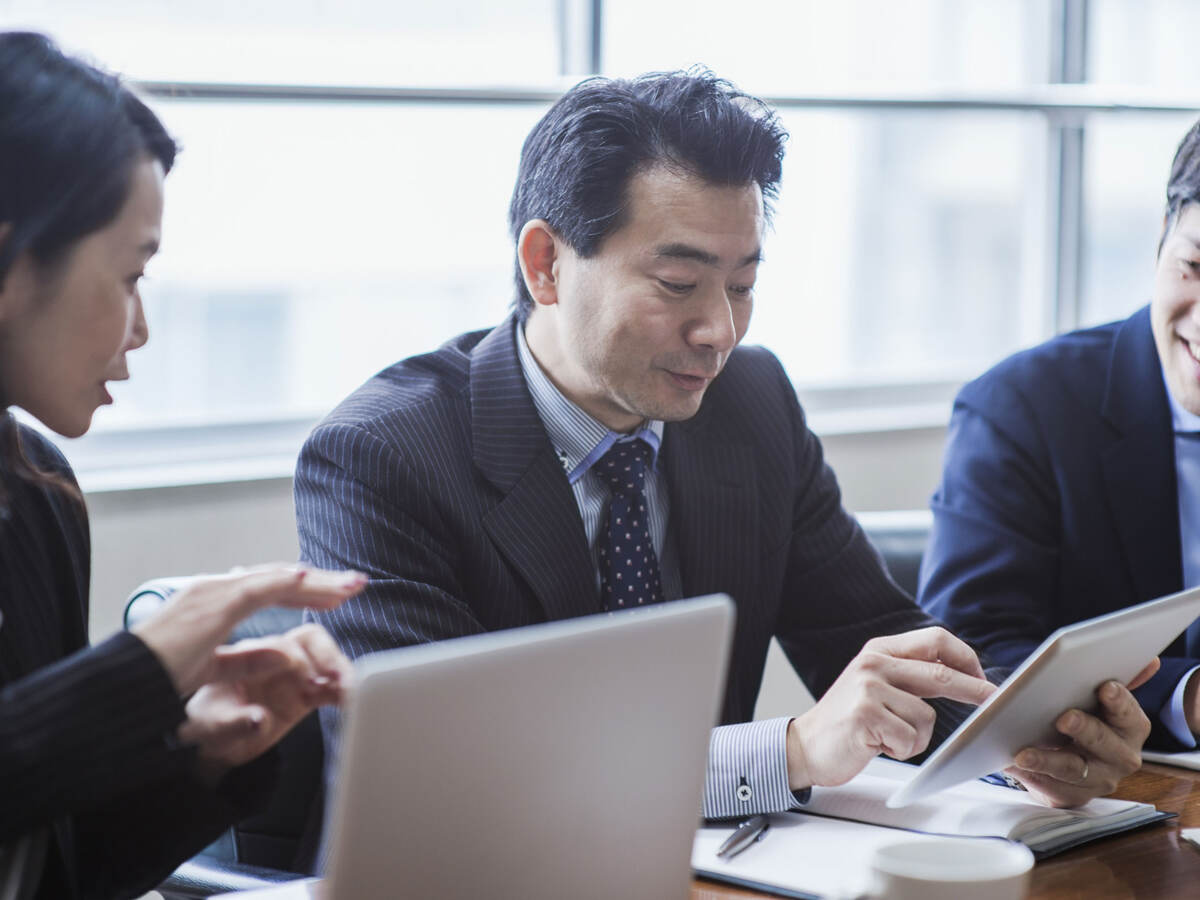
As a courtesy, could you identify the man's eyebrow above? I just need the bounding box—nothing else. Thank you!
[655,243,718,265]
[654,243,762,268]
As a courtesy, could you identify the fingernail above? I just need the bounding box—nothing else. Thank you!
[1062,711,1081,732]
[309,675,331,687]
[1016,750,1037,769]
[1103,681,1121,700]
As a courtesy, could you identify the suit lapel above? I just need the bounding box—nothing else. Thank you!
[663,407,760,603]
[470,318,600,621]
[1100,306,1182,603]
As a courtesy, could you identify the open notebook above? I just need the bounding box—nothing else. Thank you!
[694,757,1171,899]
[803,756,1168,855]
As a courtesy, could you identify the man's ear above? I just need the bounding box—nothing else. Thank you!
[517,219,563,308]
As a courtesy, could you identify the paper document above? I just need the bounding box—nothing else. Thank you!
[694,813,955,899]
[804,757,1163,855]
[694,757,1170,899]
[1142,749,1200,771]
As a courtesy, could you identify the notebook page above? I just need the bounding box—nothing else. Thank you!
[802,757,1147,841]
[693,812,972,898]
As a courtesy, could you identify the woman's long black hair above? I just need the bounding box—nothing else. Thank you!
[0,31,177,505]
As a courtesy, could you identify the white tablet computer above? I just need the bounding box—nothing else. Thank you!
[887,585,1200,808]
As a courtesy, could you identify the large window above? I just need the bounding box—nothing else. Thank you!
[1,1,1195,486]
[605,0,1048,89]
[749,110,1046,388]
[102,99,546,429]
[0,1,562,85]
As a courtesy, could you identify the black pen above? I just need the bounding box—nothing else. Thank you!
[716,815,770,860]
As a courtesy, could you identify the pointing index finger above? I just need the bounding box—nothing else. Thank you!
[285,569,369,610]
[226,567,367,618]
[883,656,997,706]
[871,626,988,679]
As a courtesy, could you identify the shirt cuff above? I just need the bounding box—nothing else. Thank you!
[702,717,808,820]
[1160,665,1200,749]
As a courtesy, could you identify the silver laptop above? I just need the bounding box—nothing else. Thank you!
[219,594,733,899]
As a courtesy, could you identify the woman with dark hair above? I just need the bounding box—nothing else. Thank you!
[0,32,363,900]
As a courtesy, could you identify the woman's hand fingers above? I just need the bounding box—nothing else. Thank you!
[132,565,364,695]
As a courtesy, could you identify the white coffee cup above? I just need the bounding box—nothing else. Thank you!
[866,836,1034,900]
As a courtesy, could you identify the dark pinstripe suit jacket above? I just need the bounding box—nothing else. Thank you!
[0,421,272,900]
[297,317,967,744]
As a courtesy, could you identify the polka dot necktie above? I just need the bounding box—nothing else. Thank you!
[594,438,664,610]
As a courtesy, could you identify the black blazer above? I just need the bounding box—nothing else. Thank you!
[918,306,1192,748]
[0,421,271,900]
[297,316,966,733]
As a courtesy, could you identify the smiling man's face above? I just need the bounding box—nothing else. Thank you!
[1153,203,1200,415]
[527,165,765,432]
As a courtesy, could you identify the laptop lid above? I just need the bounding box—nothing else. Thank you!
[322,594,734,900]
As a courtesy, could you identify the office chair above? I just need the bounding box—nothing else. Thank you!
[124,581,324,899]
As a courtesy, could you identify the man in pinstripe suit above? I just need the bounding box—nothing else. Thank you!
[296,70,1149,836]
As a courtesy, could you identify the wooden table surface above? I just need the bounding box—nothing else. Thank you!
[689,762,1200,899]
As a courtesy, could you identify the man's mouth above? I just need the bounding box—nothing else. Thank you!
[1180,335,1200,365]
[666,371,714,391]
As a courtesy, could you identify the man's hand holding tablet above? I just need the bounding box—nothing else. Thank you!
[1006,659,1157,808]
[784,624,1154,809]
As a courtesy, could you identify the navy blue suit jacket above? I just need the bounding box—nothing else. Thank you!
[296,316,971,835]
[918,305,1193,748]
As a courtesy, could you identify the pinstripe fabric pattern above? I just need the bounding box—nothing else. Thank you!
[704,718,794,819]
[297,315,976,830]
[0,421,274,899]
[515,325,683,599]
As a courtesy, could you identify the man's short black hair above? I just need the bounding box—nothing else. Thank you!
[1162,117,1200,253]
[507,68,788,320]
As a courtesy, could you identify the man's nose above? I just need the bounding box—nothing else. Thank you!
[688,288,737,354]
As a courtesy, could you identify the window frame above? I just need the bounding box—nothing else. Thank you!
[44,0,1200,490]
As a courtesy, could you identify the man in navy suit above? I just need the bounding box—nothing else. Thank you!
[297,70,1147,828]
[919,117,1200,752]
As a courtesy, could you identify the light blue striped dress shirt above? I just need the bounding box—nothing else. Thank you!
[1162,372,1200,746]
[516,326,801,819]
